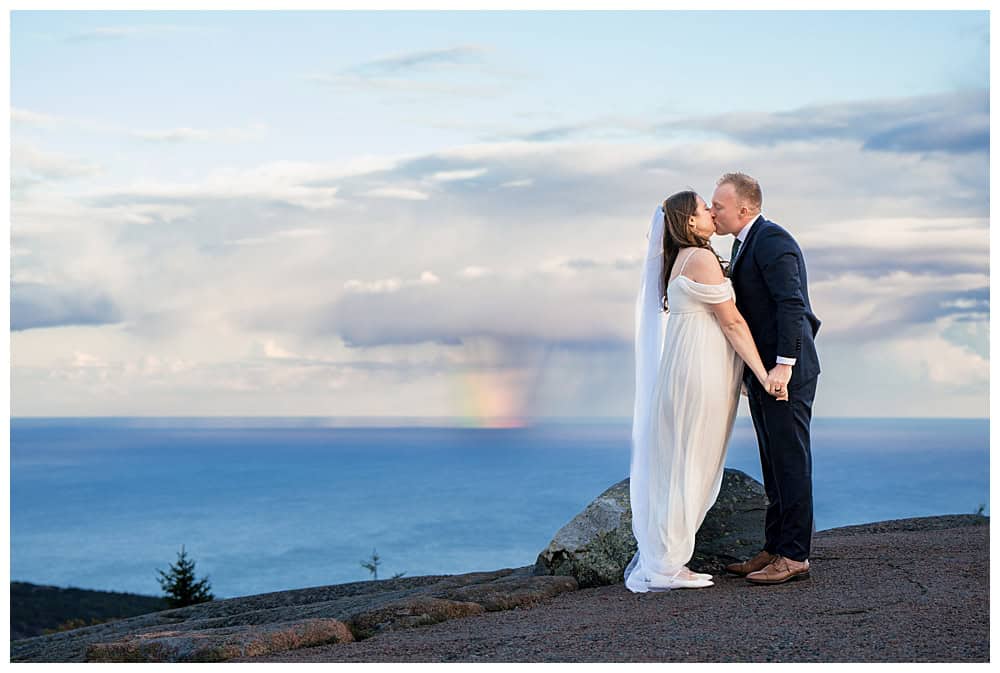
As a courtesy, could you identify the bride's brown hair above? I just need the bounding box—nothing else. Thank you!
[660,190,726,312]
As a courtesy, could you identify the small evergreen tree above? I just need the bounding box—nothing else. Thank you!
[360,547,406,580]
[155,545,214,608]
[360,547,382,580]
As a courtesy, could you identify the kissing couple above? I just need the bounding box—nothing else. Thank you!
[624,172,821,592]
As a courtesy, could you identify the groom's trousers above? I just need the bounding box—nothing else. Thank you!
[746,374,818,562]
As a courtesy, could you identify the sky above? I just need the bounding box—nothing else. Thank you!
[9,9,990,421]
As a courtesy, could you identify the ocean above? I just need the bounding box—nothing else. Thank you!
[10,416,989,599]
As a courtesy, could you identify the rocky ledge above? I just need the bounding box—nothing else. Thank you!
[245,513,987,663]
[10,469,988,663]
[10,568,576,662]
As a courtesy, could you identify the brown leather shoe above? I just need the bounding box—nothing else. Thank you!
[725,550,777,576]
[746,555,810,584]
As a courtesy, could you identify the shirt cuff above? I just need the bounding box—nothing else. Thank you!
[775,356,797,366]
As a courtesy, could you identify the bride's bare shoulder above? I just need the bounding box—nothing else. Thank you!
[684,247,726,284]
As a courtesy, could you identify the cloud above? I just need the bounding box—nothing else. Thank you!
[671,89,987,155]
[12,143,101,181]
[885,330,988,388]
[13,194,195,235]
[460,266,493,278]
[350,46,487,76]
[563,255,642,271]
[862,119,987,154]
[87,160,349,211]
[361,187,430,201]
[225,228,326,247]
[11,107,64,126]
[71,351,108,368]
[799,216,989,280]
[65,26,148,42]
[13,107,266,144]
[343,277,403,294]
[12,144,101,198]
[481,91,988,156]
[303,72,498,98]
[804,245,987,280]
[11,105,987,416]
[499,179,533,188]
[429,168,488,182]
[43,133,983,351]
[63,24,212,43]
[12,282,123,331]
[514,124,585,142]
[500,118,651,143]
[303,45,500,98]
[808,270,987,343]
[252,339,298,360]
[12,336,498,416]
[212,139,984,363]
[128,124,267,144]
[313,270,630,349]
[342,271,440,295]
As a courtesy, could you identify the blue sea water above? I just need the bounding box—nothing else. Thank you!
[10,417,989,599]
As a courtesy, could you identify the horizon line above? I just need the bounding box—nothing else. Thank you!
[8,415,989,423]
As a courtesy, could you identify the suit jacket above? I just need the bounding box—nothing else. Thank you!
[729,216,821,388]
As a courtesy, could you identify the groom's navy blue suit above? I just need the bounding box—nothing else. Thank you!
[730,215,820,562]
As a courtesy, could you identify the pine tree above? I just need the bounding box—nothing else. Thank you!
[360,547,406,580]
[155,545,214,608]
[360,547,382,580]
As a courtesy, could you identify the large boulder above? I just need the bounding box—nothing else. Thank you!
[533,468,768,587]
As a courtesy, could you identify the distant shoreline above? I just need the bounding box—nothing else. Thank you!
[10,415,990,426]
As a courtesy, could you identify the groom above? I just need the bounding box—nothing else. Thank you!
[711,173,821,585]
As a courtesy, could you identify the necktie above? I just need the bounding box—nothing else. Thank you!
[730,237,742,266]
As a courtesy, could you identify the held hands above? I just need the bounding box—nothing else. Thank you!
[764,364,793,402]
[754,370,788,401]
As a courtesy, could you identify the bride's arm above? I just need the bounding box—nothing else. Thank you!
[686,250,777,396]
[710,299,771,390]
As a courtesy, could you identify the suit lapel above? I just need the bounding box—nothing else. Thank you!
[731,215,766,279]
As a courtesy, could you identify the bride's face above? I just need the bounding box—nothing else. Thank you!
[688,196,715,240]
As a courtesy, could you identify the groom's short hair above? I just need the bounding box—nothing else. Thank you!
[717,172,762,212]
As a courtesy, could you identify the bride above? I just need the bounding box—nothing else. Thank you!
[624,190,785,592]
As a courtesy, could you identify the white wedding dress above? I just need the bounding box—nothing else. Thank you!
[624,247,743,592]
